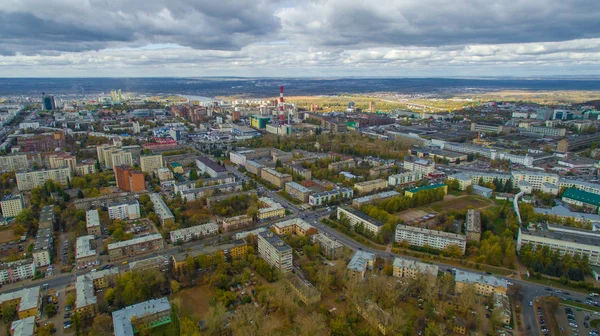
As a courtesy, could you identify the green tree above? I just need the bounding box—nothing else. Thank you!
[189,168,199,180]
[88,314,113,336]
[1,302,16,323]
[46,302,57,317]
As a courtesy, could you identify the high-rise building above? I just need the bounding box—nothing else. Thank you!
[140,155,163,173]
[258,231,292,273]
[1,194,24,218]
[42,94,56,111]
[15,167,72,191]
[114,165,145,192]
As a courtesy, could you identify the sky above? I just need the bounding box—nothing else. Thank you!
[1,0,600,77]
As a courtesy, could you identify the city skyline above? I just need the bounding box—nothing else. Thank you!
[0,0,600,77]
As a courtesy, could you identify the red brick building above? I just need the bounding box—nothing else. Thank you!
[114,165,145,192]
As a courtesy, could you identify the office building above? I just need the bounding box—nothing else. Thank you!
[308,188,354,206]
[273,218,317,236]
[388,171,424,186]
[75,235,97,268]
[395,224,466,254]
[465,209,482,242]
[107,200,141,220]
[1,194,24,218]
[140,155,164,173]
[447,173,473,191]
[347,250,376,280]
[85,209,101,236]
[404,183,448,198]
[285,182,312,203]
[42,94,56,110]
[354,179,388,195]
[392,257,439,279]
[311,233,343,259]
[0,286,40,319]
[149,193,174,225]
[114,166,145,192]
[517,224,600,266]
[10,316,36,336]
[258,197,285,220]
[108,234,165,261]
[169,223,219,244]
[337,207,384,235]
[112,297,172,336]
[32,227,53,267]
[257,230,293,273]
[15,167,72,191]
[455,270,508,296]
[0,259,36,284]
[511,171,559,191]
[562,188,600,213]
[195,156,228,178]
[260,167,292,188]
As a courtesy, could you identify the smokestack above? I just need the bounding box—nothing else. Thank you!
[279,86,285,122]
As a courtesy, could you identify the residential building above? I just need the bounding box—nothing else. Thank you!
[562,188,600,213]
[86,268,119,290]
[114,165,145,192]
[347,250,376,280]
[447,173,472,191]
[140,155,164,173]
[559,179,600,196]
[272,218,317,236]
[517,224,600,266]
[258,197,285,220]
[109,150,134,169]
[355,300,391,335]
[245,160,264,175]
[1,194,24,218]
[228,239,248,259]
[404,183,448,198]
[75,235,97,268]
[195,156,228,178]
[308,188,354,206]
[388,171,424,186]
[403,156,435,175]
[282,162,312,180]
[112,297,172,336]
[257,230,293,273]
[0,259,36,284]
[16,131,65,152]
[392,257,439,279]
[352,191,400,208]
[493,292,511,325]
[10,316,36,336]
[149,193,174,225]
[169,223,219,243]
[221,214,253,232]
[85,209,101,236]
[75,275,97,318]
[44,152,76,171]
[311,233,343,259]
[285,182,312,203]
[455,270,508,296]
[527,125,566,137]
[107,200,140,220]
[75,159,96,176]
[337,207,384,235]
[108,234,165,261]
[156,167,173,181]
[32,227,53,267]
[0,153,31,173]
[511,171,559,191]
[74,192,144,211]
[260,167,292,188]
[354,179,388,195]
[328,158,356,172]
[0,286,40,319]
[395,224,467,254]
[465,209,482,242]
[38,205,54,229]
[287,275,321,305]
[15,167,72,191]
[127,256,169,273]
[542,182,560,195]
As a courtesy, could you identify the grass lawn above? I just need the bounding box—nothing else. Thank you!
[0,226,17,244]
[148,322,179,336]
[524,276,591,294]
[561,299,600,313]
[175,285,214,318]
[430,195,492,212]
[591,319,600,328]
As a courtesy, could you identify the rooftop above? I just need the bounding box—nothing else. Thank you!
[107,199,139,208]
[273,218,315,232]
[534,205,600,223]
[258,230,292,253]
[522,223,600,247]
[347,250,376,272]
[396,224,466,240]
[10,316,35,336]
[39,204,54,223]
[455,270,508,290]
[393,257,439,276]
[406,183,447,194]
[286,181,311,193]
[311,187,352,198]
[339,206,384,227]
[0,286,40,312]
[1,194,22,202]
[108,233,163,250]
[86,209,100,228]
[75,235,96,260]
[353,191,400,204]
[563,188,600,207]
[33,227,53,252]
[75,275,97,308]
[258,197,283,213]
[112,297,171,336]
[355,179,387,187]
[196,156,227,173]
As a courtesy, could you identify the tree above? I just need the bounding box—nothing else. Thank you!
[1,302,16,323]
[66,293,76,307]
[204,302,227,336]
[37,323,55,336]
[46,302,57,317]
[104,288,115,305]
[189,168,199,180]
[170,280,180,294]
[89,314,113,336]
[72,312,81,336]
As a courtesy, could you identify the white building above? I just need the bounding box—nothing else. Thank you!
[337,207,384,235]
[149,193,174,225]
[388,171,424,186]
[0,259,36,284]
[169,223,219,244]
[308,188,354,206]
[15,167,72,191]
[1,194,24,218]
[392,257,438,279]
[107,200,140,220]
[395,224,466,254]
[258,230,293,273]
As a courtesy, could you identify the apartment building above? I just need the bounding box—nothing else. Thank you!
[257,230,293,273]
[527,125,567,137]
[32,227,53,267]
[493,292,511,325]
[44,152,77,171]
[245,160,264,175]
[15,167,72,191]
[392,257,439,279]
[112,297,172,336]
[74,192,143,210]
[559,179,600,196]
[38,205,55,229]
[75,235,97,268]
[328,158,356,172]
[455,270,508,296]
[287,275,321,305]
[337,207,384,235]
[285,182,312,203]
[465,209,482,242]
[272,218,317,236]
[108,234,165,261]
[110,150,134,169]
[179,182,243,202]
[311,233,343,259]
[107,200,141,220]
[404,183,448,198]
[517,224,600,266]
[355,300,391,336]
[0,153,31,173]
[511,171,559,190]
[114,165,145,192]
[149,193,174,225]
[0,259,36,284]
[86,268,119,290]
[0,286,40,319]
[75,275,97,318]
[282,162,312,180]
[10,316,36,336]
[196,156,228,178]
[85,209,101,236]
[447,173,473,191]
[403,156,435,175]
[562,188,600,213]
[169,223,219,244]
[140,155,164,173]
[308,188,354,206]
[352,191,400,208]
[347,250,376,280]
[258,197,285,220]
[388,171,424,186]
[395,224,467,255]
[1,194,24,218]
[260,167,292,188]
[221,214,253,232]
[354,179,388,195]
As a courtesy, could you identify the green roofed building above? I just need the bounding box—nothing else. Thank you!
[562,188,600,213]
[345,121,358,130]
[405,183,448,198]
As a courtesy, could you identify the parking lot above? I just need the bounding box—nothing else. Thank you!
[556,304,600,336]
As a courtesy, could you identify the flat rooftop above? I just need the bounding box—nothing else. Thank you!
[347,250,376,272]
[339,207,384,227]
[112,297,171,336]
[108,233,163,250]
[523,223,600,247]
[75,235,96,260]
[455,270,508,290]
[86,209,100,228]
[258,230,292,253]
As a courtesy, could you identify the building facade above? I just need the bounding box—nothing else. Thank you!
[1,194,24,218]
[395,224,466,254]
[257,231,293,273]
[15,167,72,191]
[107,201,141,220]
[108,234,165,261]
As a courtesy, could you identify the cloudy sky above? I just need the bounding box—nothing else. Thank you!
[1,0,600,77]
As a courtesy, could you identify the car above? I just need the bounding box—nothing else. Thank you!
[530,301,533,306]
